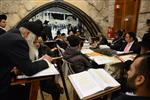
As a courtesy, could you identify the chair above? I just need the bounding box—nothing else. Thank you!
[62,59,75,76]
[57,45,74,76]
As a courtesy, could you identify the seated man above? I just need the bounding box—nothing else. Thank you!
[33,37,63,100]
[56,33,68,50]
[119,32,140,54]
[109,30,124,51]
[113,54,150,100]
[124,32,150,71]
[63,35,98,73]
[90,34,108,49]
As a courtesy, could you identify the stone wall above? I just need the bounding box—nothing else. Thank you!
[1,0,149,37]
[137,0,150,38]
[0,0,115,36]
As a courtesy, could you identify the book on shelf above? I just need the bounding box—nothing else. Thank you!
[68,68,120,99]
[17,61,59,79]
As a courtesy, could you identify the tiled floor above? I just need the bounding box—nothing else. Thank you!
[37,76,74,100]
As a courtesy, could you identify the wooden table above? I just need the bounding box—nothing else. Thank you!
[72,86,121,100]
[11,76,53,100]
[83,86,121,100]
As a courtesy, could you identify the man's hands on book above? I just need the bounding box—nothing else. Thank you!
[41,54,53,62]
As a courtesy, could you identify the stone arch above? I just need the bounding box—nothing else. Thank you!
[16,1,101,37]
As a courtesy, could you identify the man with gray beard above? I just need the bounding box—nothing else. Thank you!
[0,21,53,100]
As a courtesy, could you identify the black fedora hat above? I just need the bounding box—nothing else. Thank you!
[0,14,7,20]
[21,20,43,36]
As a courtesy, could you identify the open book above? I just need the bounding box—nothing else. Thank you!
[17,62,59,79]
[115,54,137,62]
[68,68,120,99]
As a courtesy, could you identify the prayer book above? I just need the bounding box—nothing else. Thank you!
[68,68,120,99]
[17,62,59,79]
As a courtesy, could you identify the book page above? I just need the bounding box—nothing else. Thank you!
[81,48,94,54]
[89,55,113,65]
[68,71,103,99]
[17,62,59,79]
[118,54,136,62]
[88,69,120,88]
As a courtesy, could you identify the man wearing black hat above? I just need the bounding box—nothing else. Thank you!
[0,14,7,35]
[42,20,53,41]
[0,21,53,100]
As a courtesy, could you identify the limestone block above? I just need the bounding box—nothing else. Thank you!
[7,14,21,28]
[18,5,27,18]
[24,1,34,11]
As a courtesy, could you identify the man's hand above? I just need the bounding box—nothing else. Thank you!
[11,67,22,75]
[41,54,53,62]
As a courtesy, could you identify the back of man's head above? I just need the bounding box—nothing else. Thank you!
[67,35,81,47]
[141,33,150,50]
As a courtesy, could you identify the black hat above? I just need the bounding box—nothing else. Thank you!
[44,20,49,25]
[67,35,81,47]
[141,33,150,49]
[21,21,43,36]
[0,14,7,20]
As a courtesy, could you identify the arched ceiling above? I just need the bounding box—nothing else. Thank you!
[16,1,101,37]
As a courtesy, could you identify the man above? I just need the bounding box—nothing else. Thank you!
[33,37,63,100]
[56,33,68,50]
[0,21,53,100]
[0,14,7,35]
[63,35,98,73]
[42,20,52,41]
[113,54,150,100]
[140,32,150,54]
[124,31,150,71]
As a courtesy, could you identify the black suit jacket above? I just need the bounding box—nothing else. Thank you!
[113,93,150,100]
[0,29,49,95]
[119,41,141,54]
[0,28,6,36]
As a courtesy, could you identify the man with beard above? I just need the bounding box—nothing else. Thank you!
[0,21,53,100]
[113,54,150,100]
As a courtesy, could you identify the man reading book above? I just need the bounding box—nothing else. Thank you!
[63,35,99,73]
[113,54,150,100]
[0,21,53,100]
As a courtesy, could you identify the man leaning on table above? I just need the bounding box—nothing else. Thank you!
[0,21,53,100]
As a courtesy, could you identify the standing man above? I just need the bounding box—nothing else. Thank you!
[0,14,7,35]
[0,21,53,100]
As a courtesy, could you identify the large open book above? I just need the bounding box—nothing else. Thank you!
[68,68,120,99]
[17,62,59,79]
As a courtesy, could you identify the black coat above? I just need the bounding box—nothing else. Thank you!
[110,38,124,51]
[0,28,6,36]
[119,41,141,54]
[113,93,150,100]
[0,29,49,95]
[63,47,93,73]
